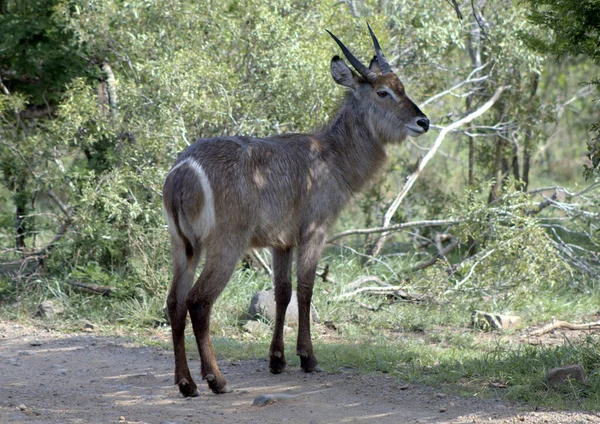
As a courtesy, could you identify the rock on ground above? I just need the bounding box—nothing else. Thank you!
[248,290,318,326]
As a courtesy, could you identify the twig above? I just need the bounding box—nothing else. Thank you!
[454,248,496,287]
[251,249,273,278]
[407,237,460,272]
[525,320,600,337]
[370,85,507,256]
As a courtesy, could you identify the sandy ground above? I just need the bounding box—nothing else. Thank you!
[1,321,599,424]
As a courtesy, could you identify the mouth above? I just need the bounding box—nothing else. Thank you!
[406,125,426,137]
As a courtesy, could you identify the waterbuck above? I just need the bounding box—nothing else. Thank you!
[162,24,429,397]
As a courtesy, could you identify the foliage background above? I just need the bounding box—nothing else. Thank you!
[0,0,598,348]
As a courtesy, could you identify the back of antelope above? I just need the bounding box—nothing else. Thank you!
[163,24,429,397]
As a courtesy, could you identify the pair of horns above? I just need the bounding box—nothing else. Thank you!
[326,23,393,83]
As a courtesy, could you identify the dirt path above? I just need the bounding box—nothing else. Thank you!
[1,322,598,424]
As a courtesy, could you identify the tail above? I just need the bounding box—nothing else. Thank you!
[163,169,196,265]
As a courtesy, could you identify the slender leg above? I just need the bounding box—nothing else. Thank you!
[186,243,244,394]
[296,228,327,372]
[269,247,293,374]
[166,239,201,397]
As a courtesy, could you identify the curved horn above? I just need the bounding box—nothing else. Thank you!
[367,23,393,75]
[326,29,376,83]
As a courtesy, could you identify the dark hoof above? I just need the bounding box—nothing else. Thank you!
[299,354,319,373]
[269,352,287,374]
[178,378,199,397]
[205,373,232,394]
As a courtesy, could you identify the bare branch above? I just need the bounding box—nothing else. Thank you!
[419,63,489,107]
[525,320,600,337]
[251,249,273,278]
[407,237,460,273]
[327,218,462,243]
[445,0,463,19]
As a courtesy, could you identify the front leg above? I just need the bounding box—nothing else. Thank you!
[269,247,293,374]
[296,228,327,372]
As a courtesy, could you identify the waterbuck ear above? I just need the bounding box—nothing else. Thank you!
[369,56,382,75]
[331,56,358,89]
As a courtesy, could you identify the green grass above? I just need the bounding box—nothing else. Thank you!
[1,247,600,411]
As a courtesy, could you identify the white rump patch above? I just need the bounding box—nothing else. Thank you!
[169,157,216,241]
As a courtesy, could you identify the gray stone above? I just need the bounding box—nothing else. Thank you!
[36,300,64,319]
[248,290,318,326]
[546,364,587,388]
[252,393,297,407]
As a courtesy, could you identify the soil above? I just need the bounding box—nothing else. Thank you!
[1,321,598,424]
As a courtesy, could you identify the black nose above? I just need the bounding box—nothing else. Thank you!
[417,117,430,132]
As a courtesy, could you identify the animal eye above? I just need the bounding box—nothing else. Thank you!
[377,91,388,98]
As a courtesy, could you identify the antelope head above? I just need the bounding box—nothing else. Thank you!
[327,24,429,143]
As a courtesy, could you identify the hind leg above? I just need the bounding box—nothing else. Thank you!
[166,238,201,397]
[186,241,245,394]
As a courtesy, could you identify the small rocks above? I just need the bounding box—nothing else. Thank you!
[252,393,298,407]
[545,364,586,388]
[17,404,27,411]
[243,320,271,337]
[80,320,97,332]
[29,339,42,347]
[472,310,521,331]
[35,300,64,319]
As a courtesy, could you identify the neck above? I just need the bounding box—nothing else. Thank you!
[320,96,388,194]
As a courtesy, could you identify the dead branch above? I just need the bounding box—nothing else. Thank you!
[327,218,462,243]
[347,275,389,289]
[526,190,558,216]
[445,0,463,19]
[525,320,600,337]
[68,281,116,296]
[356,301,383,311]
[336,284,426,302]
[0,76,10,96]
[369,86,507,256]
[102,62,118,119]
[251,249,273,278]
[408,237,460,273]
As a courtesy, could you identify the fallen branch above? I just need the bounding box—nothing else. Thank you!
[68,281,116,296]
[347,275,389,289]
[407,237,460,273]
[369,85,507,256]
[336,285,427,302]
[327,218,462,243]
[525,320,600,337]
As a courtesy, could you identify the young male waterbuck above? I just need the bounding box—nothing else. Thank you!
[163,24,429,397]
